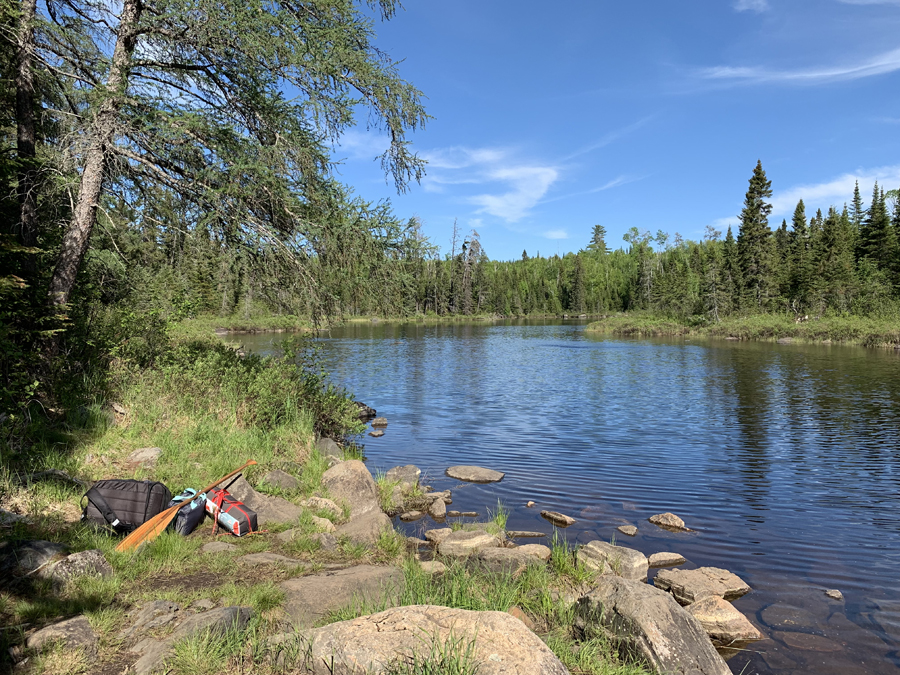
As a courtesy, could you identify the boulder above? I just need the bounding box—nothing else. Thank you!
[617,525,638,536]
[468,548,542,575]
[127,447,162,467]
[27,615,97,657]
[649,512,689,531]
[685,596,763,647]
[437,530,501,558]
[384,465,420,490]
[654,567,751,605]
[516,544,552,562]
[576,576,731,675]
[262,469,300,491]
[280,565,404,628]
[224,476,304,526]
[354,402,376,419]
[424,528,452,546]
[315,437,343,459]
[335,509,392,544]
[301,496,342,520]
[445,465,505,483]
[279,606,568,675]
[399,511,424,522]
[577,541,648,581]
[371,417,388,427]
[428,497,446,519]
[132,607,252,675]
[649,552,686,568]
[541,510,576,527]
[322,460,380,517]
[43,549,113,584]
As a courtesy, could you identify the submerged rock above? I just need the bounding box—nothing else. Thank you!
[540,510,576,527]
[617,525,638,536]
[649,512,689,531]
[445,465,505,483]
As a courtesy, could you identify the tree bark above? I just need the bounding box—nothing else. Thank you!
[47,0,143,308]
[16,0,38,250]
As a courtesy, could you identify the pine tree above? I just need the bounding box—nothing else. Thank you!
[851,181,865,232]
[788,199,810,307]
[858,183,894,269]
[588,224,609,254]
[737,160,774,308]
[722,226,741,312]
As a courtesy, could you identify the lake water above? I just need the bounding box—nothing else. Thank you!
[238,319,900,675]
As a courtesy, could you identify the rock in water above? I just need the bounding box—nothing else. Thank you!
[428,497,446,519]
[355,401,376,419]
[399,511,424,522]
[540,510,576,527]
[649,551,687,567]
[368,429,384,437]
[445,465,505,483]
[654,567,751,605]
[577,540,648,581]
[384,465,421,490]
[649,512,689,531]
[274,606,569,675]
[576,576,731,675]
[424,528,452,545]
[506,530,546,539]
[825,589,844,601]
[371,417,388,427]
[617,525,638,536]
[685,596,763,647]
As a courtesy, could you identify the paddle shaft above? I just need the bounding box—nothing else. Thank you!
[115,460,257,552]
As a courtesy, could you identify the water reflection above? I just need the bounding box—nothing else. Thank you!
[240,321,900,675]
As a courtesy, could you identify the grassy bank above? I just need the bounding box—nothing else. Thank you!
[586,313,900,347]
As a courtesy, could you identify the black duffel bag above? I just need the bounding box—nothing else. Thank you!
[81,479,172,535]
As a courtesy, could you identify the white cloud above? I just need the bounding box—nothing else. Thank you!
[770,165,900,215]
[335,129,392,161]
[544,229,569,240]
[469,166,560,221]
[700,47,900,84]
[733,0,769,12]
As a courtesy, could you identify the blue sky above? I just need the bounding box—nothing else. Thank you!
[333,1,900,261]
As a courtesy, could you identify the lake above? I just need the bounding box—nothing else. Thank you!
[238,319,900,675]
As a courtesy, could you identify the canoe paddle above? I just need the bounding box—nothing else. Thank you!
[115,460,257,552]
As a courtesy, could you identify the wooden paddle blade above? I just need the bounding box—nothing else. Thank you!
[115,459,258,553]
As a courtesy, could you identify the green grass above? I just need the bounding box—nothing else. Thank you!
[586,311,900,347]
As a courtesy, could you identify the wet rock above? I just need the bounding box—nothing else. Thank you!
[322,460,380,517]
[437,530,501,558]
[419,560,446,575]
[120,601,180,640]
[826,589,844,601]
[773,631,843,652]
[280,565,404,628]
[445,465,505,483]
[399,511,424,522]
[649,512,689,531]
[315,437,343,459]
[649,552,686,567]
[384,465,420,490]
[371,417,388,427]
[335,509,392,545]
[424,528,452,546]
[541,510,576,527]
[311,515,336,533]
[301,496,342,520]
[654,567,751,605]
[759,603,818,630]
[127,447,162,467]
[280,606,568,675]
[506,530,546,539]
[685,596,763,647]
[201,541,237,554]
[43,549,113,584]
[368,429,384,437]
[617,525,638,536]
[576,576,730,675]
[354,402,376,419]
[428,497,446,519]
[27,616,97,657]
[515,544,552,562]
[526,500,536,507]
[468,548,542,576]
[261,469,299,491]
[577,541,648,581]
[224,476,304,526]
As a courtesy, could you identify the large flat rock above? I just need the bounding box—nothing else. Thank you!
[280,565,404,628]
[576,576,731,675]
[445,465,505,483]
[467,547,545,576]
[322,460,380,517]
[686,596,762,647]
[277,606,568,675]
[437,529,501,558]
[577,540,648,581]
[654,567,751,605]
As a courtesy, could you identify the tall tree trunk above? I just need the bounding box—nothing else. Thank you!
[48,0,142,308]
[16,0,37,251]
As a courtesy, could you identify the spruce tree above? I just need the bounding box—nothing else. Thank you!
[851,181,865,232]
[588,224,609,254]
[737,160,774,309]
[723,226,741,312]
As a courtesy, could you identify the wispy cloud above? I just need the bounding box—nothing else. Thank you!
[544,229,569,240]
[419,146,560,222]
[700,46,900,84]
[334,129,392,161]
[733,0,769,12]
[770,165,900,215]
[563,116,655,161]
[539,174,647,205]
